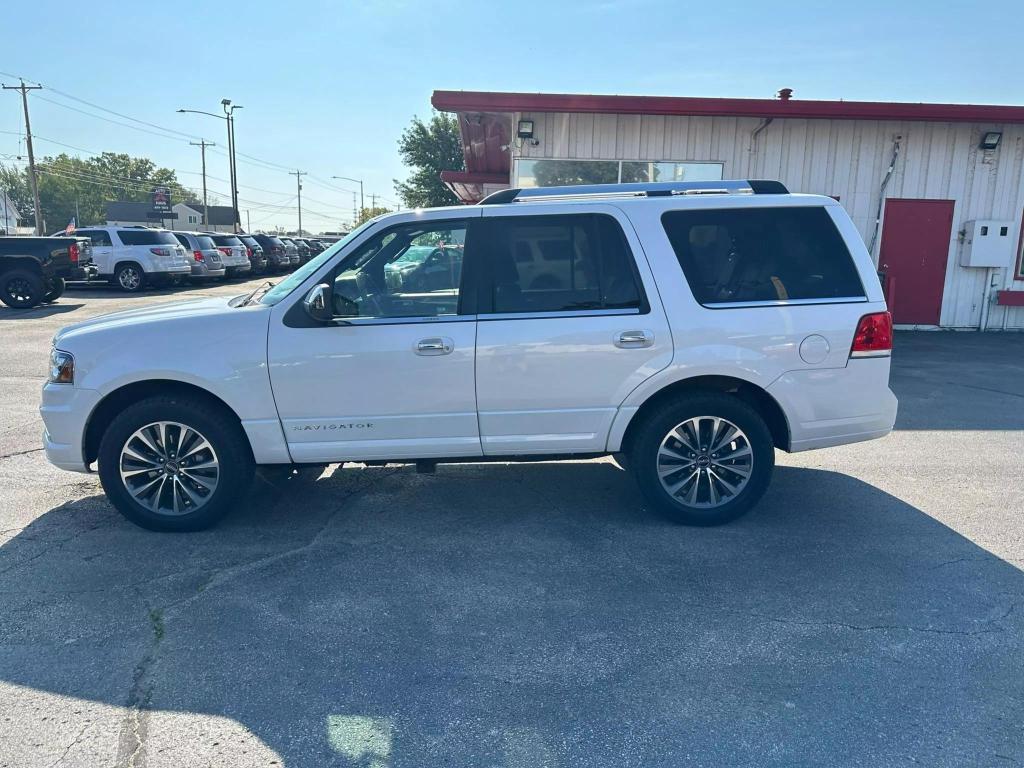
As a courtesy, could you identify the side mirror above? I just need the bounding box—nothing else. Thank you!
[303,283,332,323]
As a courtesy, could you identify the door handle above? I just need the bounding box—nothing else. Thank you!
[415,337,454,355]
[615,330,654,348]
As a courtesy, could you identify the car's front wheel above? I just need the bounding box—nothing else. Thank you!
[630,393,774,526]
[98,395,254,531]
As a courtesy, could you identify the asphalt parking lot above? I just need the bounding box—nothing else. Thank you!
[1,281,1023,767]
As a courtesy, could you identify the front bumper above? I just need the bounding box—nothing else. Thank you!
[40,384,102,472]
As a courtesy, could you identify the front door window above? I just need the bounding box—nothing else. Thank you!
[331,220,468,319]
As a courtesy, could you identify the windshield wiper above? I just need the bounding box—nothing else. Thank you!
[240,281,275,307]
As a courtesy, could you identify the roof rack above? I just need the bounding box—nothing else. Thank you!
[479,179,788,205]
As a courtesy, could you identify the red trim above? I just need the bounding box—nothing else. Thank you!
[440,170,508,184]
[432,90,1024,124]
[996,290,1024,307]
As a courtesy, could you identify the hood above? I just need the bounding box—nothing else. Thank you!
[54,295,249,346]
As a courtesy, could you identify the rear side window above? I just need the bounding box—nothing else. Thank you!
[117,230,180,247]
[482,213,643,314]
[661,207,865,305]
[77,229,112,246]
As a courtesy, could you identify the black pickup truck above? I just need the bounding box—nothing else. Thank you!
[0,236,95,308]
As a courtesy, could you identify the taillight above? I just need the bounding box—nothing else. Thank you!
[149,247,171,257]
[850,312,893,358]
[193,250,204,262]
[68,243,79,263]
[218,246,232,257]
[246,247,253,257]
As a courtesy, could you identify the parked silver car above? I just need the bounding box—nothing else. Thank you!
[172,232,226,280]
[207,234,252,278]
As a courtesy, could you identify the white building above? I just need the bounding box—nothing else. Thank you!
[1,190,20,234]
[434,90,1024,330]
[172,203,237,233]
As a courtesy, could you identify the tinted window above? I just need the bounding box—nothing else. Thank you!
[117,230,179,246]
[173,233,189,248]
[194,235,216,250]
[661,207,865,305]
[77,229,112,246]
[263,237,284,248]
[482,214,642,314]
[211,235,242,246]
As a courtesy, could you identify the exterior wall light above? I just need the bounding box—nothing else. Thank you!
[517,119,535,140]
[979,131,1002,150]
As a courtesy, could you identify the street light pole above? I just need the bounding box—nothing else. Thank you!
[331,176,364,215]
[177,103,242,232]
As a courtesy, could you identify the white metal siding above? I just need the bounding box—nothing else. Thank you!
[515,112,1024,329]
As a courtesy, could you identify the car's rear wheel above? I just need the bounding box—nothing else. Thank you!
[43,277,66,303]
[114,262,145,292]
[0,268,45,308]
[98,395,254,531]
[630,393,774,526]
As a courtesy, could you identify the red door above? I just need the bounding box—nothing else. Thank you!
[878,198,955,325]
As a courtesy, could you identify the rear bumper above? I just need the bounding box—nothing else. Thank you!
[190,263,226,278]
[767,357,898,452]
[40,384,101,472]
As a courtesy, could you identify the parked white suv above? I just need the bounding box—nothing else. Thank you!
[41,180,897,531]
[70,226,192,291]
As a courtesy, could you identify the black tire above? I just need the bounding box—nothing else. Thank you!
[97,395,254,531]
[43,277,66,303]
[629,392,774,526]
[113,262,145,293]
[0,268,46,308]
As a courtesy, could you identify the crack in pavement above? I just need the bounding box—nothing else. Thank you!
[114,590,162,768]
[48,721,92,768]
[0,447,44,461]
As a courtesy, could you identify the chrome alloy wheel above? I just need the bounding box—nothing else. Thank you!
[657,416,753,508]
[118,266,141,290]
[119,421,219,515]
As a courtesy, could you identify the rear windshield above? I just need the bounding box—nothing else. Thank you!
[661,206,865,305]
[211,235,243,246]
[117,230,180,247]
[238,236,259,247]
[194,235,216,250]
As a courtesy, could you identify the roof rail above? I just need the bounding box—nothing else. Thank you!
[479,179,788,205]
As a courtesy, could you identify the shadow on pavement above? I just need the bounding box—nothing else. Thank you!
[0,303,85,320]
[0,463,1021,766]
[891,331,1024,431]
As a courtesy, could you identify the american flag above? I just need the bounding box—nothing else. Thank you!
[64,218,76,235]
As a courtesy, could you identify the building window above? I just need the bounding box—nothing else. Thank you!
[515,158,724,188]
[188,215,197,224]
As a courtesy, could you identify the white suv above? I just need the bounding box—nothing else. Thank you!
[41,180,897,531]
[70,226,192,291]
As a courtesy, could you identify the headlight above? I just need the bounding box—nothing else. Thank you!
[49,348,75,384]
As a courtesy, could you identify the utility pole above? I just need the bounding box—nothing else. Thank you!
[290,170,307,235]
[246,210,251,232]
[3,80,43,234]
[189,139,215,227]
[370,193,377,211]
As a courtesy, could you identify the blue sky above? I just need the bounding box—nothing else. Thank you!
[2,0,1022,231]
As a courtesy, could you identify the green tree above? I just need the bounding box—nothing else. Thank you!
[33,152,200,229]
[394,112,463,208]
[353,205,393,227]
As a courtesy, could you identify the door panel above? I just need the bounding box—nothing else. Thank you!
[475,204,671,455]
[268,320,480,461]
[475,314,671,453]
[878,199,954,325]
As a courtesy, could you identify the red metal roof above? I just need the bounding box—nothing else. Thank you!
[432,90,1024,124]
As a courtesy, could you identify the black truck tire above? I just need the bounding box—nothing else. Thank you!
[0,268,46,308]
[43,277,66,303]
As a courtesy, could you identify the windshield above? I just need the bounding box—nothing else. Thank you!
[391,245,434,265]
[259,221,373,306]
[118,230,179,246]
